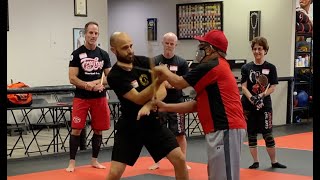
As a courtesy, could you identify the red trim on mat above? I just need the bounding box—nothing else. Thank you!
[8,156,312,180]
[244,132,313,151]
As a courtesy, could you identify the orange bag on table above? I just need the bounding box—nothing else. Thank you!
[7,81,33,107]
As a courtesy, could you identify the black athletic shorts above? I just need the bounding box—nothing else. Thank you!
[159,112,186,136]
[111,116,179,166]
[246,107,273,135]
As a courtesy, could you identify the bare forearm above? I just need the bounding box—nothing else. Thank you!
[137,82,167,113]
[165,73,188,89]
[129,79,163,105]
[70,76,101,91]
[92,79,101,85]
[69,76,88,90]
[242,83,276,101]
[241,86,253,100]
[260,85,276,97]
[155,82,167,101]
[164,101,197,113]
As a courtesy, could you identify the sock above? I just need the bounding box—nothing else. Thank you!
[69,135,80,160]
[249,162,259,169]
[92,134,102,158]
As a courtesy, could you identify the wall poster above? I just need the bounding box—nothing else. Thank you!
[73,28,85,51]
[176,2,223,40]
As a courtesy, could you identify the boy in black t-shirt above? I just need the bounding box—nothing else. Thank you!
[106,32,189,180]
[241,36,287,169]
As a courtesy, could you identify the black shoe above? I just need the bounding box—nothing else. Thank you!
[271,162,287,168]
[249,162,259,169]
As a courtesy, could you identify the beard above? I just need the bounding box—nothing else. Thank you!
[116,50,134,64]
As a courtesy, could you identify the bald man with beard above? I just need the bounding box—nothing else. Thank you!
[105,32,189,180]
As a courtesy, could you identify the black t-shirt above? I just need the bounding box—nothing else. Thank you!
[107,55,160,129]
[240,61,278,110]
[69,45,111,99]
[154,54,189,103]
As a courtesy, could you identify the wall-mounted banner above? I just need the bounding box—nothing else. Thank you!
[147,18,157,41]
[249,11,261,41]
[295,0,313,33]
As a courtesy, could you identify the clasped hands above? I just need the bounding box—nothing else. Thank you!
[250,94,264,110]
[152,64,172,85]
[85,81,105,92]
[136,100,167,120]
[136,65,172,120]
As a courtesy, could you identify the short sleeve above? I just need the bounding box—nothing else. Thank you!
[102,50,112,68]
[183,63,209,87]
[107,70,133,97]
[240,64,249,84]
[179,58,189,76]
[269,64,278,85]
[69,52,80,67]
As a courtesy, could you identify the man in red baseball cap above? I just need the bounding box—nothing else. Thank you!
[153,29,247,180]
[194,29,228,63]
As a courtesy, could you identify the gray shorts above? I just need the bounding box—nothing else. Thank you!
[206,129,246,180]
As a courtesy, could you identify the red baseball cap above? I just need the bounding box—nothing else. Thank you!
[194,30,228,53]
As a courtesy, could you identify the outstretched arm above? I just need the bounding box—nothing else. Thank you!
[154,65,190,89]
[156,100,197,114]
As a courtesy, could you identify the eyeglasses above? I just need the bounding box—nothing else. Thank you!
[252,47,264,51]
[198,43,212,50]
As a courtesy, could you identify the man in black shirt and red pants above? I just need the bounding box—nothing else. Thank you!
[66,21,111,172]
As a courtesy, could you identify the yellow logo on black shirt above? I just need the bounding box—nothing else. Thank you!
[139,74,149,86]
